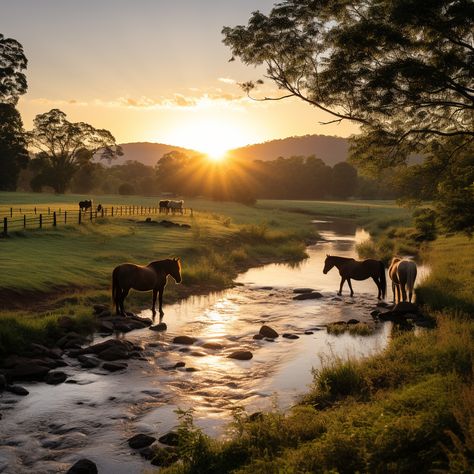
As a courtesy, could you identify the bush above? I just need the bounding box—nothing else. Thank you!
[118,182,135,195]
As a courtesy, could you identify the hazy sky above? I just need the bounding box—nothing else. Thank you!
[2,0,359,155]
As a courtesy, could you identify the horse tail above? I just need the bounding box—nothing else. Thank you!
[112,266,120,306]
[379,260,387,299]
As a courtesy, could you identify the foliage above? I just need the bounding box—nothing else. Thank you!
[118,182,135,195]
[27,109,122,193]
[331,162,358,199]
[0,103,28,190]
[413,208,438,241]
[223,0,473,156]
[0,33,27,105]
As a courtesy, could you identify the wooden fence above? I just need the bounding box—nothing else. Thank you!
[0,204,193,235]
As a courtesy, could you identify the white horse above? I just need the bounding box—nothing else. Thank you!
[168,200,184,214]
[388,257,417,303]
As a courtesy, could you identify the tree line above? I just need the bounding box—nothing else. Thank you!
[1,0,473,235]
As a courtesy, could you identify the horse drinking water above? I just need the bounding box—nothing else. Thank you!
[112,258,182,318]
[323,255,386,299]
[388,257,417,303]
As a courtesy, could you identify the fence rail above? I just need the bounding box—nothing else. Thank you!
[1,204,193,235]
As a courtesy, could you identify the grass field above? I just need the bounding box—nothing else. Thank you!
[158,236,474,474]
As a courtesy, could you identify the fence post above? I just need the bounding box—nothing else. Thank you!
[34,207,37,215]
[111,206,114,217]
[53,211,57,227]
[3,217,7,234]
[65,211,67,224]
[101,208,104,218]
[23,214,26,229]
[90,208,93,221]
[120,206,122,216]
[48,207,50,215]
[78,210,82,224]
[39,214,42,229]
[10,208,12,218]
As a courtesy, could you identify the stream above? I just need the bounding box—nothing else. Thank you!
[0,219,425,474]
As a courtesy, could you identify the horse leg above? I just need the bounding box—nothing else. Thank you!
[347,278,354,297]
[372,277,381,299]
[120,288,129,316]
[158,287,164,318]
[338,277,345,296]
[392,281,396,303]
[151,289,157,319]
[401,284,407,302]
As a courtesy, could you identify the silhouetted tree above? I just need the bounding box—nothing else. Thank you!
[0,104,28,190]
[0,33,27,105]
[223,0,473,164]
[28,109,122,193]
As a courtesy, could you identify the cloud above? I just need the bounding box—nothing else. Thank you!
[218,77,236,84]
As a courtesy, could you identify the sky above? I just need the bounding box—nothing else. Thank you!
[2,0,360,156]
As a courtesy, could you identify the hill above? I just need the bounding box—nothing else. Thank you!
[115,142,198,167]
[228,134,349,165]
[117,134,350,167]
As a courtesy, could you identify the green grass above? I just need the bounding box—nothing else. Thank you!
[158,229,474,474]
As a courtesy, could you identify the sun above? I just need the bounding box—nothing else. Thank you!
[164,119,245,162]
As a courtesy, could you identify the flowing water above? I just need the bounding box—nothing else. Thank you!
[0,219,427,474]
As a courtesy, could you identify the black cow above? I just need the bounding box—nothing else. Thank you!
[79,200,92,211]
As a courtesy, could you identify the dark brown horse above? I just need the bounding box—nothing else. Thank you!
[323,255,386,299]
[112,258,182,318]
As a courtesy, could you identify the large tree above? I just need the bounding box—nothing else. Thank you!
[0,33,27,105]
[0,104,29,190]
[222,0,473,163]
[28,109,122,193]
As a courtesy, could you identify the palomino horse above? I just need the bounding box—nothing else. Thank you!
[112,258,182,318]
[323,255,386,299]
[388,257,417,303]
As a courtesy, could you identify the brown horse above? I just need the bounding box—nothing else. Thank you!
[323,255,386,299]
[112,258,182,318]
[388,257,417,303]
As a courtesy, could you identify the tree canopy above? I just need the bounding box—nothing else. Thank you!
[28,109,122,193]
[222,0,474,163]
[0,33,27,105]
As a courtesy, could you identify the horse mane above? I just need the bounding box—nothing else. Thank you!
[390,257,401,266]
[327,255,355,263]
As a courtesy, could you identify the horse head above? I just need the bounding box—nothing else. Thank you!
[169,257,182,283]
[323,254,334,274]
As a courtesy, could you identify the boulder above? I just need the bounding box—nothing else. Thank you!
[190,351,206,357]
[174,362,186,369]
[149,322,167,331]
[5,385,29,396]
[293,292,323,300]
[56,332,88,349]
[97,347,130,361]
[0,374,6,390]
[128,433,156,449]
[173,336,197,345]
[102,362,128,372]
[45,371,67,385]
[253,334,264,340]
[66,459,98,474]
[304,330,314,335]
[93,304,109,314]
[2,361,50,382]
[185,367,198,372]
[259,325,279,339]
[282,333,299,339]
[97,309,112,318]
[76,339,139,357]
[227,351,253,361]
[98,321,114,333]
[393,302,419,314]
[293,288,315,294]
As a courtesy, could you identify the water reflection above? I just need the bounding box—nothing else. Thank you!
[0,218,397,474]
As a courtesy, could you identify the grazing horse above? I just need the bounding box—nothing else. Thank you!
[79,200,92,211]
[112,258,182,319]
[168,200,184,214]
[323,255,386,299]
[159,200,170,214]
[388,257,417,303]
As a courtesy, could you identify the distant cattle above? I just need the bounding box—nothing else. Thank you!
[159,200,184,214]
[79,200,92,211]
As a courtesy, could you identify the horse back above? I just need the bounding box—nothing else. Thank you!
[114,263,160,291]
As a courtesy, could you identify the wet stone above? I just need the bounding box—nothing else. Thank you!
[0,374,6,390]
[45,371,67,385]
[282,333,300,339]
[293,292,323,300]
[102,362,128,372]
[150,322,167,331]
[227,351,253,361]
[185,367,198,372]
[78,355,101,369]
[293,288,315,294]
[347,319,360,325]
[173,335,197,345]
[66,458,98,474]
[190,351,206,357]
[259,325,279,339]
[253,334,264,340]
[128,433,156,449]
[5,385,29,396]
[304,331,314,335]
[174,362,185,368]
[201,342,224,350]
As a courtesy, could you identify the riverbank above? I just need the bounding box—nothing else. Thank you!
[1,196,321,358]
[157,233,474,473]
